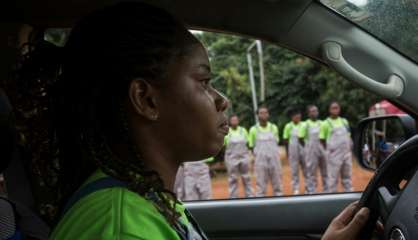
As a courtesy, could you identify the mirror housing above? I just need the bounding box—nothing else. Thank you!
[354,114,416,171]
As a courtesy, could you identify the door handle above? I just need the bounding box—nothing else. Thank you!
[321,41,404,98]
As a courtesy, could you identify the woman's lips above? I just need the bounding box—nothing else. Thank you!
[218,122,229,135]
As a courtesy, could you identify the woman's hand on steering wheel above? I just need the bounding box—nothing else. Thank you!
[322,202,370,240]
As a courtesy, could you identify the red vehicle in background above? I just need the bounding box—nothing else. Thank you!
[369,100,406,116]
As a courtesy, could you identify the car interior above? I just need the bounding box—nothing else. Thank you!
[1,0,418,239]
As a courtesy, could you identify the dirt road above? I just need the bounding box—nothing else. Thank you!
[210,154,374,199]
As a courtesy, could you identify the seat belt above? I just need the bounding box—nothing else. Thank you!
[61,177,127,216]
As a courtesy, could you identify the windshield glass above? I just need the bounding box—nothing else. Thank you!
[320,0,418,63]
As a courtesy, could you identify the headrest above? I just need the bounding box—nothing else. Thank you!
[0,198,16,239]
[0,89,16,173]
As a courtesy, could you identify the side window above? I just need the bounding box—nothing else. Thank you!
[176,30,382,201]
[42,28,383,201]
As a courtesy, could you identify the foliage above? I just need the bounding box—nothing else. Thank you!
[195,32,381,132]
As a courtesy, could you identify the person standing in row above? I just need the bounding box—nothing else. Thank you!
[283,110,305,195]
[320,102,353,193]
[249,106,282,197]
[183,158,213,201]
[224,115,254,198]
[299,105,328,194]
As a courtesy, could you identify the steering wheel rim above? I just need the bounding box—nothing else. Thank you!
[358,135,418,240]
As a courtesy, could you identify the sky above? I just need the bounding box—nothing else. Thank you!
[190,30,203,34]
[347,0,368,7]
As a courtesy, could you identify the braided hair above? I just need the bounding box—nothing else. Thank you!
[11,2,199,226]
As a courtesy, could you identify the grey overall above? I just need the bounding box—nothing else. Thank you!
[304,123,328,194]
[174,165,185,201]
[326,122,353,192]
[254,126,282,197]
[288,126,306,194]
[183,161,212,201]
[225,128,254,198]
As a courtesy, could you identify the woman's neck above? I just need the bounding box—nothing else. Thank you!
[111,137,179,191]
[124,105,181,192]
[140,146,179,191]
[140,138,180,190]
[130,125,179,191]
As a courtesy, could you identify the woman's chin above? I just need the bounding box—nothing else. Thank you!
[206,141,224,157]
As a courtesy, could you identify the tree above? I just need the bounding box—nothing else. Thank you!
[195,31,380,132]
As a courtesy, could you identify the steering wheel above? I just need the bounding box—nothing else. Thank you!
[358,135,418,240]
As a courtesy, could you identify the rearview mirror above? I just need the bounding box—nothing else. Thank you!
[354,114,416,171]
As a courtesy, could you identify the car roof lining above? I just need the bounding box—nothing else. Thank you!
[2,0,418,117]
[2,0,312,40]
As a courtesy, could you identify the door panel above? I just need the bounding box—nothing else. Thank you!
[185,193,362,240]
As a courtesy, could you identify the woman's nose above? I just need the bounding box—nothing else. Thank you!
[214,89,229,112]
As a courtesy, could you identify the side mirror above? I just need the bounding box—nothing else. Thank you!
[354,114,416,171]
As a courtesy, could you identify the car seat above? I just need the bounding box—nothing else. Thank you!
[0,89,49,240]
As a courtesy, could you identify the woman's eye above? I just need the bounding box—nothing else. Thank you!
[201,78,212,89]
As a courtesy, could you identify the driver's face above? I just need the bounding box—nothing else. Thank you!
[154,43,229,162]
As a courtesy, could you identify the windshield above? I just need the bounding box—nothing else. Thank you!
[320,0,418,63]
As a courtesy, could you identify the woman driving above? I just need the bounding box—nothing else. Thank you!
[21,2,370,239]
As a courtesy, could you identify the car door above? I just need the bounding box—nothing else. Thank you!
[186,193,361,240]
[169,0,418,239]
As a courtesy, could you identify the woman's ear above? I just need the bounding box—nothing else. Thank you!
[128,79,159,121]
